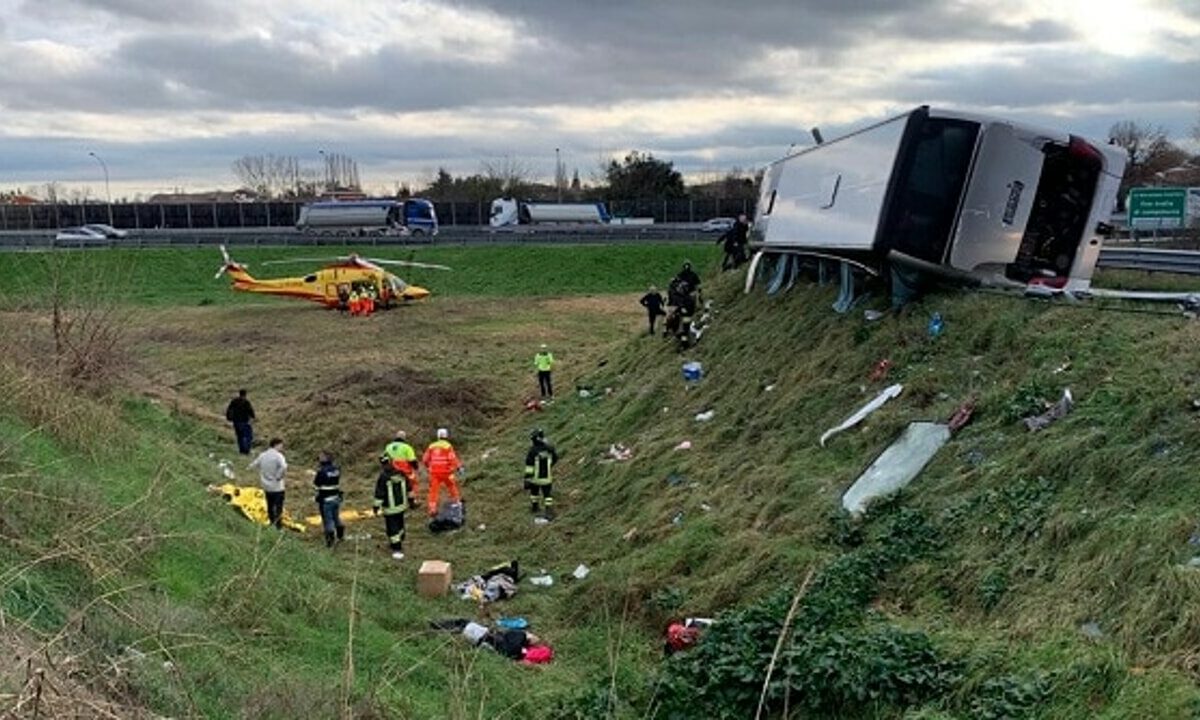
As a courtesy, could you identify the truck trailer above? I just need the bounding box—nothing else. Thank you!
[751,105,1126,296]
[296,199,439,237]
[489,197,610,227]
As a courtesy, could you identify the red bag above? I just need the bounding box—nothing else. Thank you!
[521,645,554,664]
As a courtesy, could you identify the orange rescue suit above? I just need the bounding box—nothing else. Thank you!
[422,439,462,514]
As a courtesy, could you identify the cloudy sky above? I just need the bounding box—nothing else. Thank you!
[1,0,1198,198]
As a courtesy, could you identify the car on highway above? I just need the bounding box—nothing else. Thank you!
[55,226,107,242]
[82,223,128,239]
[700,217,735,232]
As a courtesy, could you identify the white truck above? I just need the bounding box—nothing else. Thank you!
[751,105,1127,294]
[296,199,439,237]
[489,197,610,227]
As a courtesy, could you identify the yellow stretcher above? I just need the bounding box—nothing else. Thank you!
[208,483,308,533]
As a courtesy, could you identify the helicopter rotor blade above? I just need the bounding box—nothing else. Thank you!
[365,258,452,271]
[259,257,349,266]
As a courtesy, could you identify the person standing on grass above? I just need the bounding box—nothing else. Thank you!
[373,456,410,560]
[639,286,666,336]
[524,428,559,520]
[225,388,256,455]
[249,438,287,529]
[422,428,464,516]
[313,451,344,548]
[534,344,555,401]
[382,430,420,509]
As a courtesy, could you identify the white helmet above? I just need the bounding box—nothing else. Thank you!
[436,427,449,439]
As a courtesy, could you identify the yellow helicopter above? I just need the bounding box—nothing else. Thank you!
[214,245,450,308]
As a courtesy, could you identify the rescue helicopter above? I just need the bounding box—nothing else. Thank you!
[213,245,450,308]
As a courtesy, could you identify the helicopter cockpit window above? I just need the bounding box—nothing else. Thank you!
[389,276,407,293]
[303,274,317,283]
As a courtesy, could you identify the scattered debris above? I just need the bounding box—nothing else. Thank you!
[964,448,986,467]
[694,410,715,422]
[864,309,885,322]
[497,617,529,630]
[1053,360,1072,374]
[764,384,776,392]
[1079,621,1104,640]
[666,473,687,487]
[428,501,465,533]
[1023,388,1073,432]
[480,446,499,461]
[700,503,712,512]
[578,388,593,398]
[622,527,638,541]
[217,459,235,480]
[572,564,590,580]
[524,399,544,412]
[533,517,551,525]
[529,574,554,587]
[928,312,945,338]
[868,359,893,382]
[842,422,951,516]
[673,440,693,451]
[682,361,704,383]
[477,523,487,531]
[664,618,714,655]
[453,561,520,603]
[820,383,904,447]
[946,399,977,434]
[671,511,684,526]
[601,443,633,462]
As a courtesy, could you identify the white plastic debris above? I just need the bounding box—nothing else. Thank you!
[477,524,487,531]
[820,383,904,447]
[864,309,885,322]
[700,503,712,512]
[530,575,554,587]
[674,440,693,451]
[764,384,776,392]
[572,564,590,580]
[578,388,593,398]
[842,422,950,516]
[694,410,715,422]
[533,517,551,525]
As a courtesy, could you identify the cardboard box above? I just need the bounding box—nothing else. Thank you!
[417,560,452,598]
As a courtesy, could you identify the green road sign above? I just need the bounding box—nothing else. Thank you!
[1129,187,1186,229]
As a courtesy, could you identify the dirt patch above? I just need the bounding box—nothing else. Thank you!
[300,368,498,423]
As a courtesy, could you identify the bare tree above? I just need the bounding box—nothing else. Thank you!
[481,156,533,196]
[1107,121,1188,196]
[322,153,361,192]
[233,154,316,198]
[42,181,63,203]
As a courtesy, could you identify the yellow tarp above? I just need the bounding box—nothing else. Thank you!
[208,483,308,533]
[303,507,377,527]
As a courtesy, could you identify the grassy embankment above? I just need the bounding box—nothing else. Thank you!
[5,242,1200,717]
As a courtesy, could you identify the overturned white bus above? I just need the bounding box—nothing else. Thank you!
[750,106,1126,304]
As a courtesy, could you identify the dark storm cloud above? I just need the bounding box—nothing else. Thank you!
[0,0,1080,114]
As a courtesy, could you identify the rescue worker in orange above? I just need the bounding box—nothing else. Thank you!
[422,427,464,516]
[362,283,376,316]
[382,430,420,509]
[348,287,362,316]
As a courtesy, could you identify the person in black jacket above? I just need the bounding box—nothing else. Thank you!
[639,286,665,335]
[676,262,701,293]
[224,389,255,455]
[524,429,560,519]
[373,459,410,560]
[718,214,751,270]
[313,451,344,547]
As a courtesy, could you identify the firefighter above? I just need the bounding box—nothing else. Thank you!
[382,430,420,509]
[336,284,350,313]
[422,428,463,516]
[373,457,409,560]
[362,284,376,316]
[313,451,344,548]
[524,428,559,519]
[348,287,362,316]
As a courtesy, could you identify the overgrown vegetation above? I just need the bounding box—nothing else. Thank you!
[4,245,1200,718]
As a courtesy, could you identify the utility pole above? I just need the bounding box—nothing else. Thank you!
[318,149,328,195]
[88,151,112,224]
[555,147,562,203]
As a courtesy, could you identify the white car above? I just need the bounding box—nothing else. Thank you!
[82,223,128,239]
[55,226,108,241]
[700,217,735,232]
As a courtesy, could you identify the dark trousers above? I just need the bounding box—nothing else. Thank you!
[318,496,344,537]
[647,311,662,334]
[537,371,553,398]
[264,490,285,529]
[529,482,553,509]
[233,422,253,455]
[383,512,406,551]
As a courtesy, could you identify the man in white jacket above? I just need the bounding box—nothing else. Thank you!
[249,437,288,529]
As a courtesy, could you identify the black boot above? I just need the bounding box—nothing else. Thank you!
[336,525,345,541]
[324,531,336,548]
[530,501,540,514]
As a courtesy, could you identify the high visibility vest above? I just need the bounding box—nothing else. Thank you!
[423,440,461,477]
[524,445,556,485]
[384,441,417,476]
[534,352,554,371]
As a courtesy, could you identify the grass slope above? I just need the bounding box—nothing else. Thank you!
[5,242,1200,718]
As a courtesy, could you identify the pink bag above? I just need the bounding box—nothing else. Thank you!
[521,645,554,664]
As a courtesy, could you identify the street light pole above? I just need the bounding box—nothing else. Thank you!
[88,151,112,225]
[318,149,328,195]
[555,147,562,203]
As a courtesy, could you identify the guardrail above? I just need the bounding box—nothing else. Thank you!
[1095,247,1200,275]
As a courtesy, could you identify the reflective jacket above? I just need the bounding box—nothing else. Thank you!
[383,440,419,477]
[313,460,342,501]
[534,352,554,372]
[524,440,558,485]
[373,466,407,515]
[423,440,462,478]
